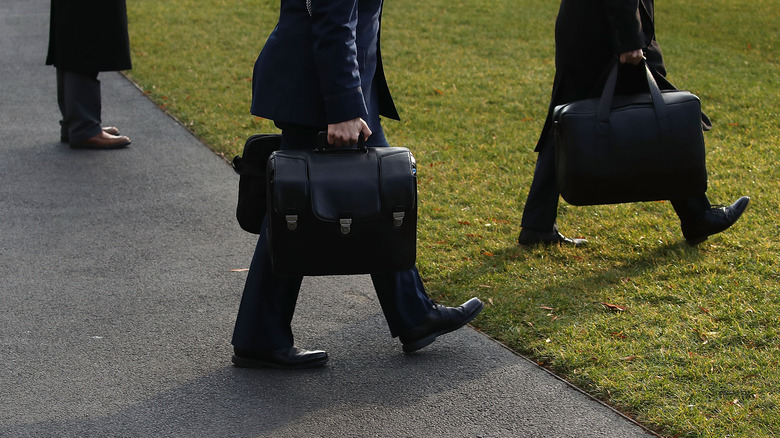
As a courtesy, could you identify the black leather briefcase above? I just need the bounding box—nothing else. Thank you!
[553,60,708,206]
[266,139,417,276]
[233,134,282,234]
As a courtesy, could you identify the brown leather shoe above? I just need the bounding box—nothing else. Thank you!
[61,127,121,143]
[70,131,131,150]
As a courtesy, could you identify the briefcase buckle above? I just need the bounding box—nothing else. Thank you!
[340,218,352,235]
[285,214,298,231]
[393,211,405,227]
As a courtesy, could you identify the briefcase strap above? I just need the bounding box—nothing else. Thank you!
[596,60,673,146]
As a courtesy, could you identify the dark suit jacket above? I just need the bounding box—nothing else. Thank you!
[46,0,132,73]
[250,0,399,130]
[536,0,666,150]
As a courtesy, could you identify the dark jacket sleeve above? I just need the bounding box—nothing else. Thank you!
[602,0,645,53]
[308,0,368,124]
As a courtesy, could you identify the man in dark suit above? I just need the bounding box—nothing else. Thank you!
[231,0,484,370]
[518,0,749,246]
[46,0,132,149]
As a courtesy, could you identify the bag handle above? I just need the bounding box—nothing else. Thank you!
[645,62,712,131]
[596,59,672,144]
[315,131,368,153]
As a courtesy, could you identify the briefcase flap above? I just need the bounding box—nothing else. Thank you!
[269,147,416,222]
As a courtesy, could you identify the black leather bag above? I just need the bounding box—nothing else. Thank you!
[232,134,282,234]
[553,60,708,206]
[267,138,417,276]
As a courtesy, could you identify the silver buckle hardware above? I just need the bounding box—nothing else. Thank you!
[285,214,298,231]
[340,218,352,235]
[393,211,405,227]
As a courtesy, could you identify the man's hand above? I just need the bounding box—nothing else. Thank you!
[327,118,372,147]
[619,49,644,65]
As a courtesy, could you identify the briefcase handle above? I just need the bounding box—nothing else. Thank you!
[315,131,368,154]
[596,59,673,144]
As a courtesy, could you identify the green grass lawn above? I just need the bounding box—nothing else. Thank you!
[126,1,779,436]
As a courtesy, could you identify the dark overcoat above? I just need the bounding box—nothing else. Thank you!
[46,0,132,73]
[536,0,665,150]
[250,0,399,130]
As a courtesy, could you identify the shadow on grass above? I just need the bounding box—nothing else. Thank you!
[425,235,707,337]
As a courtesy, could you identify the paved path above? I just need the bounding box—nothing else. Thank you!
[0,1,657,437]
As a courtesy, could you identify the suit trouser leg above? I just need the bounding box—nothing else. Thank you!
[231,218,303,351]
[520,140,560,232]
[670,195,711,227]
[56,68,102,143]
[371,268,434,337]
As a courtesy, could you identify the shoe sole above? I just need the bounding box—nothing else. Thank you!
[402,300,485,354]
[231,354,328,370]
[518,236,587,247]
[70,141,131,150]
[685,236,708,246]
[518,240,587,247]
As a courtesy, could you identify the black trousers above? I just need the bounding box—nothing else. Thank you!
[56,68,102,143]
[520,138,711,232]
[231,126,434,351]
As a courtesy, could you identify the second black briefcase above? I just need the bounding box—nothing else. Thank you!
[233,134,282,234]
[553,60,708,206]
[266,140,418,276]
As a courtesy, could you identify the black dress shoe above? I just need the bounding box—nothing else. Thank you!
[518,228,587,247]
[232,346,328,369]
[682,196,750,245]
[400,298,484,353]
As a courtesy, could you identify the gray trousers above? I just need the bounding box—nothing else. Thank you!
[56,68,102,143]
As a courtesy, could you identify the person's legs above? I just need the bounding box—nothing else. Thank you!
[670,195,711,226]
[518,140,586,246]
[231,218,304,352]
[520,141,559,232]
[231,128,327,369]
[370,268,435,336]
[232,127,323,351]
[57,69,130,149]
[57,69,102,144]
[56,68,67,141]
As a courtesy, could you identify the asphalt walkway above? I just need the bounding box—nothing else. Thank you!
[0,1,657,436]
